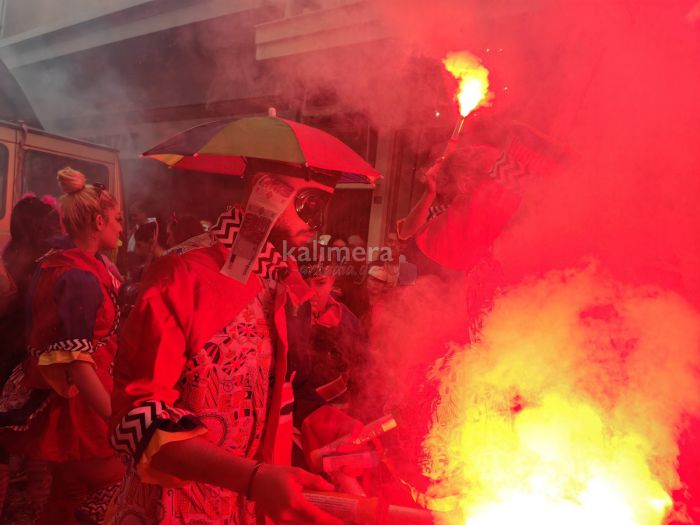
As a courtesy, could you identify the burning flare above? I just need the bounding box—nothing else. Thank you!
[422,267,700,525]
[442,51,491,117]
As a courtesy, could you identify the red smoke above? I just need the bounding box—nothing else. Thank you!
[374,1,700,299]
[364,1,700,521]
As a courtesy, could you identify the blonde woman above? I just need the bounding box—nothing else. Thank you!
[0,168,124,524]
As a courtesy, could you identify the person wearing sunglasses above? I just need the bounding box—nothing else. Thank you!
[0,168,125,524]
[109,160,361,525]
[266,180,332,247]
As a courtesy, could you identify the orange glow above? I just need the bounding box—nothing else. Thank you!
[442,51,491,117]
[422,268,700,525]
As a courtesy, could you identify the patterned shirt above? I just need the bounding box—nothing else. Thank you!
[110,278,277,525]
[110,207,309,525]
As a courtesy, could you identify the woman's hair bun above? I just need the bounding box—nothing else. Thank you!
[57,167,86,194]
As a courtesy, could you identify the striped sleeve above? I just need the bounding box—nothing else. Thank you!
[110,400,206,486]
[109,256,207,486]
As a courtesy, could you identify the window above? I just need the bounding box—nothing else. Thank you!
[22,150,109,198]
[0,143,8,219]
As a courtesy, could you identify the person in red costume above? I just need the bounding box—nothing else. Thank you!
[108,160,360,525]
[397,124,566,335]
[397,145,510,270]
[382,127,568,499]
[0,167,125,524]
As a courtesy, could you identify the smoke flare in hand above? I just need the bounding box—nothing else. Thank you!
[442,51,491,117]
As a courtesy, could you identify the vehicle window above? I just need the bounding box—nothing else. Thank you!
[0,144,8,219]
[22,150,109,198]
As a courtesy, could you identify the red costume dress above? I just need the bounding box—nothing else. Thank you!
[109,208,311,525]
[0,247,120,461]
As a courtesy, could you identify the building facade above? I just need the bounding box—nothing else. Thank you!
[0,0,455,247]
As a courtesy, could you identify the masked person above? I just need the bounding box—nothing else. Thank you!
[108,159,361,525]
[0,167,125,524]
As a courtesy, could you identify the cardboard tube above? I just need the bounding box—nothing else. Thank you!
[304,492,437,525]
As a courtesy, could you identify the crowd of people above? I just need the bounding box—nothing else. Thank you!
[0,129,514,524]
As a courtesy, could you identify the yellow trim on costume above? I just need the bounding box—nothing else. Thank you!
[136,426,209,487]
[37,352,95,398]
[38,350,95,367]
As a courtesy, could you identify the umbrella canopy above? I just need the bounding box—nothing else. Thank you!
[142,116,380,184]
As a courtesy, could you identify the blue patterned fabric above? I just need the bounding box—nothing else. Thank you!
[53,268,103,343]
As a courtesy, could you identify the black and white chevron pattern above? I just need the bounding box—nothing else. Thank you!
[254,242,288,280]
[74,483,120,525]
[106,286,120,338]
[210,206,244,246]
[490,138,557,191]
[110,399,167,456]
[111,400,204,461]
[490,147,529,190]
[427,203,449,221]
[210,207,289,280]
[46,338,94,354]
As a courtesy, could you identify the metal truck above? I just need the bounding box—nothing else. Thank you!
[0,121,124,250]
[0,58,123,250]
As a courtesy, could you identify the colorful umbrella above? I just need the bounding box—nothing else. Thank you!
[142,115,380,183]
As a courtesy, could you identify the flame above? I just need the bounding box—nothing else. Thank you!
[442,51,492,117]
[422,267,700,525]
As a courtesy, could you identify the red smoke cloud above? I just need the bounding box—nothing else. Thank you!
[362,1,700,520]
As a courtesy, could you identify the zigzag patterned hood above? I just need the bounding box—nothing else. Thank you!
[209,206,290,281]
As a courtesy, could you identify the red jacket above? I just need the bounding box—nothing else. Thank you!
[111,241,312,485]
[13,248,119,461]
[416,180,521,272]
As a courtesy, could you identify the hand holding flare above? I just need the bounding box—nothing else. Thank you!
[441,51,492,156]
